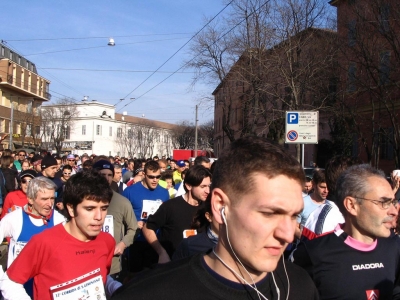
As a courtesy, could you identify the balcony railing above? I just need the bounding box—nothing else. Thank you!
[3,75,50,100]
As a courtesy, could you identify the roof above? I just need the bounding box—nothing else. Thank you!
[115,113,179,130]
[212,27,337,95]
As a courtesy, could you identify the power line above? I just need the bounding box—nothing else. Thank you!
[37,68,194,73]
[116,0,235,108]
[5,33,193,42]
[119,0,270,111]
[23,37,190,57]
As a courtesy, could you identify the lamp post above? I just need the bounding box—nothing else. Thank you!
[9,98,14,150]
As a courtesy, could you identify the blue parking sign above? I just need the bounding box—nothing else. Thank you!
[287,113,298,124]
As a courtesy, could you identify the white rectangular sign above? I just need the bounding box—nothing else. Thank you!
[285,111,319,144]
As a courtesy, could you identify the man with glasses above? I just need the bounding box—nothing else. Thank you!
[122,160,169,272]
[13,151,26,173]
[292,164,400,299]
[66,154,77,175]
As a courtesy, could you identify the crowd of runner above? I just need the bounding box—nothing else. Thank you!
[0,139,399,299]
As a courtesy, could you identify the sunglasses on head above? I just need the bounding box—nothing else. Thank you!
[146,174,162,180]
[21,179,31,184]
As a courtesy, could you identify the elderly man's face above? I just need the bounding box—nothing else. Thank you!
[29,188,55,218]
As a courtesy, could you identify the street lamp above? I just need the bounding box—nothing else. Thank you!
[108,38,115,46]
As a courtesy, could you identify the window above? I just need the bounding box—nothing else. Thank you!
[63,126,70,139]
[348,20,356,47]
[26,124,32,136]
[35,126,40,137]
[379,51,390,85]
[82,125,86,135]
[1,47,4,56]
[9,51,13,60]
[109,126,112,137]
[379,4,390,33]
[96,125,102,135]
[348,63,357,92]
[117,128,122,138]
[128,129,133,139]
[0,119,4,132]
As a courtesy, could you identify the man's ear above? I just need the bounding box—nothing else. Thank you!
[210,188,230,225]
[27,197,34,206]
[184,182,192,192]
[66,203,75,218]
[343,196,359,216]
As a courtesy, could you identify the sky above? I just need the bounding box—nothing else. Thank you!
[1,1,230,125]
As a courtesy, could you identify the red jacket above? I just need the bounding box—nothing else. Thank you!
[0,190,28,219]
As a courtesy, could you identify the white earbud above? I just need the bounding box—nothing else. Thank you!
[221,207,227,224]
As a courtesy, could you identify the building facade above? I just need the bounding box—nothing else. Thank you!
[0,42,51,150]
[330,0,400,172]
[41,100,179,157]
[213,28,337,167]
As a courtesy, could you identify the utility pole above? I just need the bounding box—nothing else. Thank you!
[194,105,198,157]
[9,97,14,150]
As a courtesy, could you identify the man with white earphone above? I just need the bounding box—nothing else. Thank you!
[112,137,319,300]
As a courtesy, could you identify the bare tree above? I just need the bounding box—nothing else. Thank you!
[172,121,196,149]
[186,0,336,160]
[333,0,400,167]
[199,120,215,149]
[13,99,42,148]
[40,98,79,155]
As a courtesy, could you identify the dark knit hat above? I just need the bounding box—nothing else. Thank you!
[93,160,114,176]
[18,169,37,180]
[41,155,58,170]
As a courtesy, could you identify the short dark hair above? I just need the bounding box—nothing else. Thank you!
[325,156,362,200]
[305,176,312,182]
[114,164,122,170]
[212,136,304,204]
[144,160,160,173]
[18,150,26,155]
[184,165,212,193]
[63,171,113,221]
[62,165,73,171]
[312,169,326,185]
[82,160,93,169]
[194,156,210,165]
[161,173,173,181]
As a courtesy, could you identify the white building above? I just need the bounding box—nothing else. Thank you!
[41,100,178,157]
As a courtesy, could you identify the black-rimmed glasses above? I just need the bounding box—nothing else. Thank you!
[357,197,398,209]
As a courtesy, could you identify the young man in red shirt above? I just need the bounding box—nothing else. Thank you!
[0,171,117,300]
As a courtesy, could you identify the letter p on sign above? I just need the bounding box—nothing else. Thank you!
[287,113,298,124]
